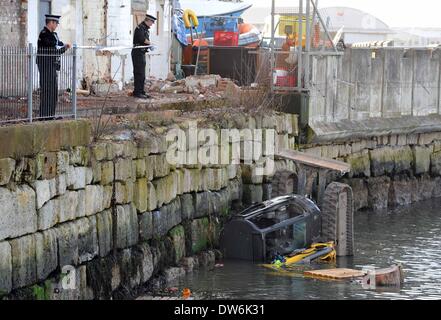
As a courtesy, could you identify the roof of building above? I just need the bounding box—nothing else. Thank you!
[318,7,391,34]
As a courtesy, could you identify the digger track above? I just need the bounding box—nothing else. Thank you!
[321,182,354,256]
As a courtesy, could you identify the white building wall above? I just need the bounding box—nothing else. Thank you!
[147,0,172,79]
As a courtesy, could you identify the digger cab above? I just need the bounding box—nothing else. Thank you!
[220,195,321,262]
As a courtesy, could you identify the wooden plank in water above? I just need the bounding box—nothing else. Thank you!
[276,149,351,173]
[304,268,366,280]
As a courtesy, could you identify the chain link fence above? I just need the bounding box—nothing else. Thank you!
[0,44,77,123]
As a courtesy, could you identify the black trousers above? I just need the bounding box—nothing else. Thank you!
[38,65,58,119]
[131,50,146,95]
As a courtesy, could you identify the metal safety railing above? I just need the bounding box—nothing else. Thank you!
[0,43,77,123]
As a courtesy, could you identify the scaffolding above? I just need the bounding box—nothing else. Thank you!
[269,0,342,93]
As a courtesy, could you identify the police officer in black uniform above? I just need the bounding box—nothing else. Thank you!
[132,14,156,99]
[37,14,71,119]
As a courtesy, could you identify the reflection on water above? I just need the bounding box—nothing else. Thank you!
[173,198,441,300]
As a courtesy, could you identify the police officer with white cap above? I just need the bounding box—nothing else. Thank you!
[37,14,71,120]
[132,14,156,99]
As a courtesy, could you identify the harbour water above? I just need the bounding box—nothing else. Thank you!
[172,198,441,300]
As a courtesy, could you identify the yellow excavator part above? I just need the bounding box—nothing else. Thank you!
[261,242,336,270]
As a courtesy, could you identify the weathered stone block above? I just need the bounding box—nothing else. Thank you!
[58,191,79,223]
[346,150,371,178]
[0,241,12,295]
[10,234,36,289]
[77,216,99,264]
[139,212,153,242]
[431,151,441,176]
[0,158,15,186]
[412,174,435,202]
[169,225,185,264]
[194,192,211,218]
[228,179,242,201]
[341,178,368,211]
[115,158,133,182]
[56,221,79,268]
[191,218,210,254]
[33,179,53,209]
[134,178,148,213]
[393,146,413,174]
[369,147,395,177]
[84,185,104,216]
[367,177,391,210]
[242,184,263,205]
[240,164,264,184]
[180,194,194,221]
[0,185,37,241]
[153,174,176,208]
[70,146,90,166]
[91,159,102,183]
[102,185,113,210]
[35,229,58,281]
[262,183,272,201]
[100,161,114,185]
[146,155,155,181]
[96,210,113,258]
[152,198,182,238]
[37,199,59,231]
[153,154,171,179]
[137,243,154,284]
[92,143,107,161]
[116,204,139,249]
[115,181,134,205]
[135,159,146,178]
[388,176,413,207]
[413,146,431,175]
[69,166,87,190]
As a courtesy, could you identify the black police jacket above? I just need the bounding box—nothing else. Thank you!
[133,22,150,54]
[37,26,67,71]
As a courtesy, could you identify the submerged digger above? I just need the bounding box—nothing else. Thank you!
[219,149,404,287]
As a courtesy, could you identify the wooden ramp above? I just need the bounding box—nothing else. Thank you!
[277,149,351,174]
[304,268,366,280]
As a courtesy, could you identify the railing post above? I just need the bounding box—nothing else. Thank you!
[28,43,33,122]
[72,45,77,120]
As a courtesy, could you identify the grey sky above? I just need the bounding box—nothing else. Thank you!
[249,0,441,28]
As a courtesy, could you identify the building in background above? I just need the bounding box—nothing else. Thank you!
[318,7,391,45]
[0,0,173,90]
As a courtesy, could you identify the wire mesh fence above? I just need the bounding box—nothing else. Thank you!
[0,44,77,123]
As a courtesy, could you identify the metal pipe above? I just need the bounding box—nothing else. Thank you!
[304,0,311,90]
[270,0,275,92]
[297,0,303,90]
[72,45,77,120]
[28,43,33,122]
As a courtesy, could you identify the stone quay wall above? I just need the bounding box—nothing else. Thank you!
[301,132,441,211]
[0,112,299,299]
[2,112,441,299]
